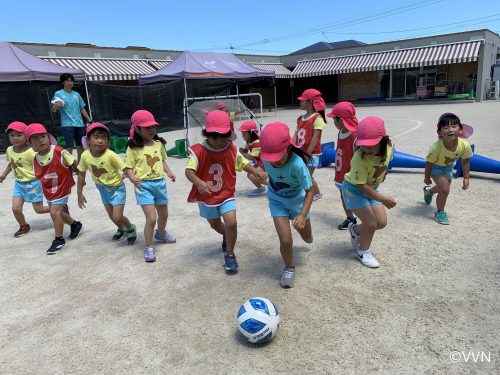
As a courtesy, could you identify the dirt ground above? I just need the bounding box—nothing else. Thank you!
[1,102,499,374]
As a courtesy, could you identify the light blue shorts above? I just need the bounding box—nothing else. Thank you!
[135,179,169,206]
[268,189,311,220]
[97,184,126,206]
[48,196,69,205]
[431,164,454,181]
[198,199,236,220]
[13,179,43,203]
[306,155,321,168]
[342,181,381,210]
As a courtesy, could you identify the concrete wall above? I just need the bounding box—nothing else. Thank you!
[339,71,378,101]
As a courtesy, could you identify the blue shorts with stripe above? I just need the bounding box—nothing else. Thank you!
[13,179,43,203]
[134,179,169,205]
[97,184,126,206]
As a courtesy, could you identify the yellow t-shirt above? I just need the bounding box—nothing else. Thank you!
[300,113,326,131]
[186,140,249,172]
[6,146,36,182]
[425,138,473,167]
[36,146,75,167]
[79,149,126,186]
[124,140,167,180]
[344,144,394,189]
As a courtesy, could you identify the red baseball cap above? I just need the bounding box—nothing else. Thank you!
[24,123,57,145]
[205,110,236,140]
[130,110,158,140]
[237,120,259,134]
[6,121,27,134]
[260,122,295,162]
[297,88,327,111]
[356,117,386,146]
[327,101,358,132]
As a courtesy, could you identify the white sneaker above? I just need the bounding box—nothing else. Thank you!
[354,249,380,268]
[280,267,295,288]
[248,186,267,196]
[312,193,323,201]
[348,222,360,250]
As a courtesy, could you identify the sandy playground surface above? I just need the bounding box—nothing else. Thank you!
[0,102,499,374]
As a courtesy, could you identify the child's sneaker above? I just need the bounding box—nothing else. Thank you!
[47,238,67,255]
[338,217,356,230]
[14,224,31,238]
[423,186,433,205]
[154,230,176,244]
[68,221,83,240]
[434,210,450,225]
[348,222,360,250]
[312,193,323,201]
[221,235,227,252]
[223,252,238,272]
[126,224,137,245]
[144,247,156,262]
[112,228,126,241]
[280,267,295,288]
[354,249,380,268]
[248,186,267,196]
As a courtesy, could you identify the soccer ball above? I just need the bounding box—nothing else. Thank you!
[51,98,65,107]
[237,297,280,344]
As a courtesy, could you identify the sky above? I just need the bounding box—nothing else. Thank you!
[2,0,499,55]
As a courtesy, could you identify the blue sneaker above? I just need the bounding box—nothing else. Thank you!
[154,230,176,243]
[434,211,450,225]
[144,247,156,262]
[223,252,238,272]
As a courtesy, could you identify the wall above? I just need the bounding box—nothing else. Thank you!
[339,71,378,101]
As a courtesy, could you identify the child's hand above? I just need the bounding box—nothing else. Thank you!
[256,171,267,183]
[424,177,432,185]
[167,172,176,182]
[0,175,5,183]
[462,178,470,190]
[130,177,142,189]
[292,213,306,230]
[196,181,212,196]
[78,193,87,209]
[121,172,128,181]
[381,196,397,209]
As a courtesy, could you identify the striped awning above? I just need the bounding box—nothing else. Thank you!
[292,40,482,78]
[42,57,157,81]
[248,63,292,78]
[148,60,172,70]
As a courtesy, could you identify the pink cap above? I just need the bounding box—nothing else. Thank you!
[24,123,57,145]
[356,117,386,146]
[297,88,327,111]
[129,110,158,140]
[205,110,236,140]
[6,121,27,134]
[216,102,226,110]
[260,122,295,162]
[237,120,259,134]
[82,122,110,150]
[437,112,474,139]
[327,101,358,132]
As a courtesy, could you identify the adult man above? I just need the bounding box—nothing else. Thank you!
[51,73,91,161]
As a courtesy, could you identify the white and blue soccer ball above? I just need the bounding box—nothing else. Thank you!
[237,297,280,344]
[51,98,65,107]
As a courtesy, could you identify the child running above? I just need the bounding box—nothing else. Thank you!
[185,110,266,273]
[124,110,176,263]
[259,122,314,288]
[0,121,50,237]
[423,112,473,225]
[24,123,83,254]
[342,117,396,268]
[237,119,267,196]
[77,122,137,245]
[326,102,358,230]
[295,89,327,201]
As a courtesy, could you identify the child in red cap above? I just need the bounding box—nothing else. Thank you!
[295,88,327,201]
[0,121,50,237]
[326,101,358,230]
[77,122,137,245]
[423,113,473,225]
[124,110,176,263]
[185,110,266,273]
[342,117,396,268]
[237,119,267,196]
[25,123,83,254]
[260,122,315,288]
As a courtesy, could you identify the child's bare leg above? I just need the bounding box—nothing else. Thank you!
[221,211,237,252]
[431,174,450,211]
[248,173,264,188]
[308,166,320,195]
[141,205,157,247]
[340,191,354,218]
[296,218,313,243]
[61,210,75,225]
[32,201,50,214]
[155,204,168,233]
[273,216,294,267]
[352,205,387,250]
[12,197,27,226]
[50,204,65,237]
[113,205,132,229]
